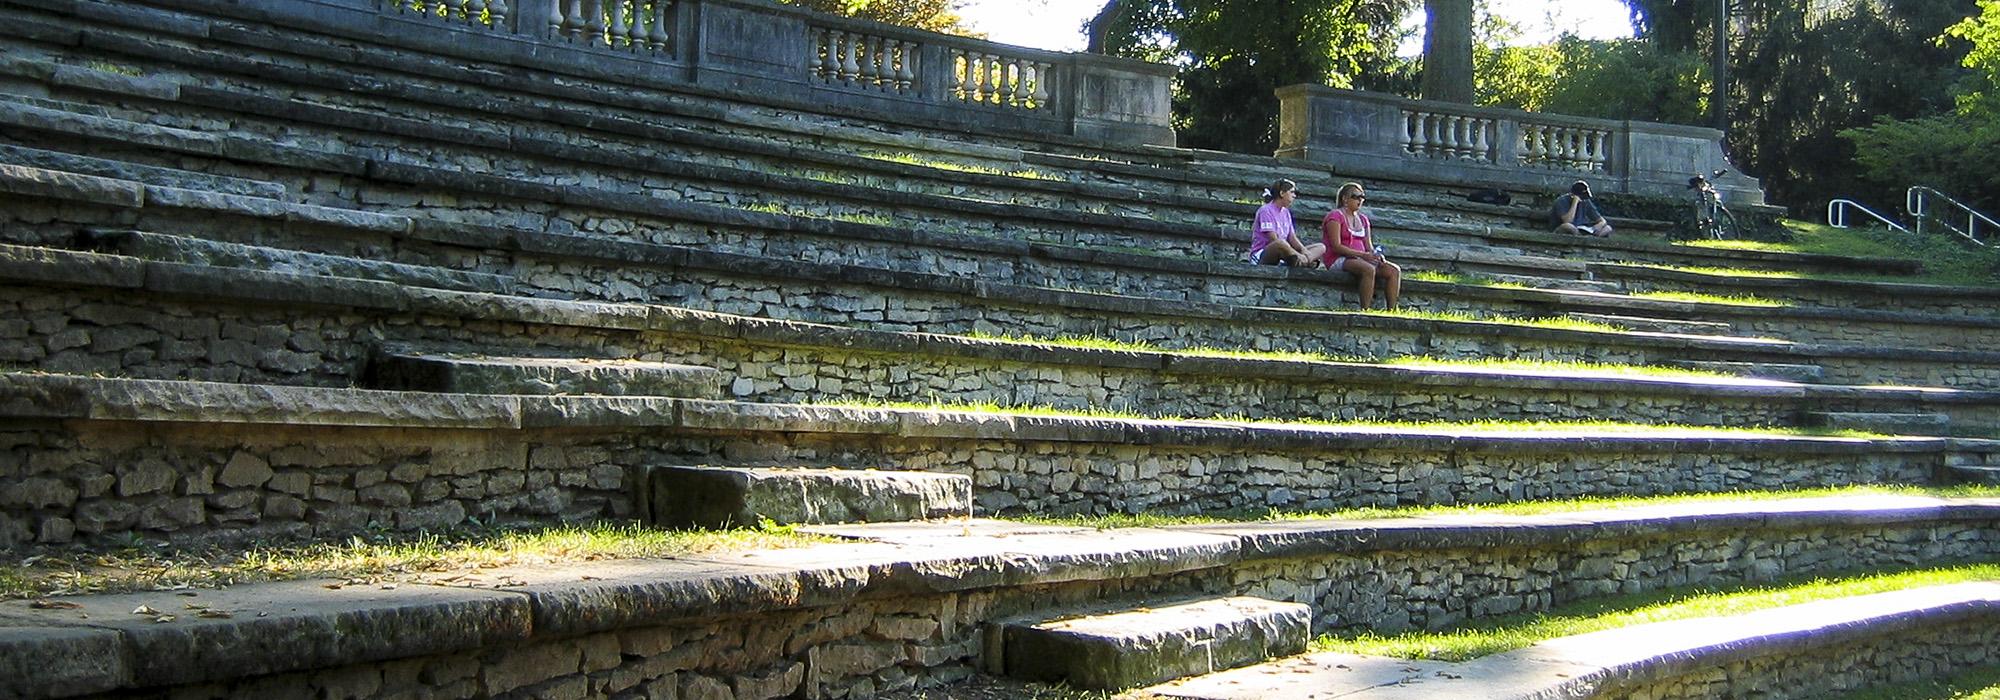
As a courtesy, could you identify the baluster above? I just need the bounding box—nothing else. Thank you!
[489,0,509,27]
[1590,131,1608,170]
[586,0,607,42]
[809,27,826,80]
[647,1,670,51]
[1407,113,1427,156]
[839,33,861,85]
[1454,116,1472,159]
[875,38,893,90]
[955,50,975,101]
[1014,61,1032,105]
[856,35,878,89]
[980,54,1000,104]
[552,0,573,35]
[1030,62,1049,105]
[898,44,919,93]
[1535,126,1555,166]
[607,0,629,47]
[1433,114,1451,158]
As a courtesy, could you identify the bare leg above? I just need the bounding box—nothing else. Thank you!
[1380,261,1401,309]
[1555,223,1580,236]
[1341,258,1379,309]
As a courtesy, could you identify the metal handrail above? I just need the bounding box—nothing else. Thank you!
[1906,186,1999,245]
[1826,199,1908,232]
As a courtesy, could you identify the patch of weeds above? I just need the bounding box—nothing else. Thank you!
[1372,308,1628,334]
[1628,290,1789,307]
[2,521,828,600]
[83,60,143,77]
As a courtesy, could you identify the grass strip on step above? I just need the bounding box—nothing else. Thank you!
[819,398,1882,439]
[1627,289,1790,307]
[1683,220,2000,288]
[0,521,830,601]
[1314,563,2000,662]
[1016,484,2000,530]
[1368,308,1630,334]
[960,332,1738,380]
[860,152,1065,181]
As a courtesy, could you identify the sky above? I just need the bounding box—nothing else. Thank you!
[955,0,1637,54]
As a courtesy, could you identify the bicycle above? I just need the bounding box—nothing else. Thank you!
[1690,172,1739,240]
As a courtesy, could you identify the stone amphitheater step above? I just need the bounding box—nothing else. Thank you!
[0,2,1920,292]
[363,351,724,398]
[997,596,1310,691]
[1146,583,2000,700]
[1809,411,1954,434]
[1591,261,2000,318]
[11,370,2000,547]
[1564,313,1733,335]
[0,141,285,200]
[7,496,1995,699]
[642,466,971,528]
[1662,360,1827,383]
[9,113,1998,358]
[81,229,515,295]
[17,240,2000,432]
[0,34,1952,314]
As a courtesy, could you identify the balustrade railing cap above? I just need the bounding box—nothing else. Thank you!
[716,0,1165,72]
[1279,83,1720,136]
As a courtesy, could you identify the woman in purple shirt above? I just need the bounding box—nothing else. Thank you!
[1250,178,1326,267]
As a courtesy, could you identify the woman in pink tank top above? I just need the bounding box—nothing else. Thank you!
[1320,182,1400,310]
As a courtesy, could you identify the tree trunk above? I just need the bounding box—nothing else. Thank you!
[1419,0,1475,103]
[1086,0,1124,54]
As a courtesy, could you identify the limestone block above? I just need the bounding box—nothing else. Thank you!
[647,466,971,528]
[1003,596,1310,690]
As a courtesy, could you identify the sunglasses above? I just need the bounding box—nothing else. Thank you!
[1347,193,1366,200]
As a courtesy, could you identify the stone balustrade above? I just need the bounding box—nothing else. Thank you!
[1277,85,1768,203]
[297,0,1173,145]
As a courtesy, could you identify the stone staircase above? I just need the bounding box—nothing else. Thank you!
[2,0,2000,698]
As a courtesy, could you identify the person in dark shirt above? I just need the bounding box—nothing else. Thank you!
[1552,180,1613,237]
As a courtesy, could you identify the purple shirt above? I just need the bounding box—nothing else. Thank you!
[1250,201,1300,258]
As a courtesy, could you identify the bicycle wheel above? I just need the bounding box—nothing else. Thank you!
[1713,205,1740,240]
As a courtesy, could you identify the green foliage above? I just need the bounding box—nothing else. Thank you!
[1094,0,1417,153]
[1539,37,1707,124]
[775,0,973,35]
[1842,114,2000,214]
[1840,2,2000,216]
[1722,0,1977,214]
[1947,0,2000,116]
[1776,219,2000,287]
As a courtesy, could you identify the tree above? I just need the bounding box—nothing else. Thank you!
[1723,0,1974,212]
[1089,0,1417,153]
[777,0,973,35]
[1623,0,1977,212]
[1419,0,1474,103]
[1841,0,2000,214]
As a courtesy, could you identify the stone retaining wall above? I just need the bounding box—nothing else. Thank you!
[10,258,2000,429]
[1,372,1974,548]
[1606,616,2000,699]
[28,503,2000,700]
[1228,521,1998,633]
